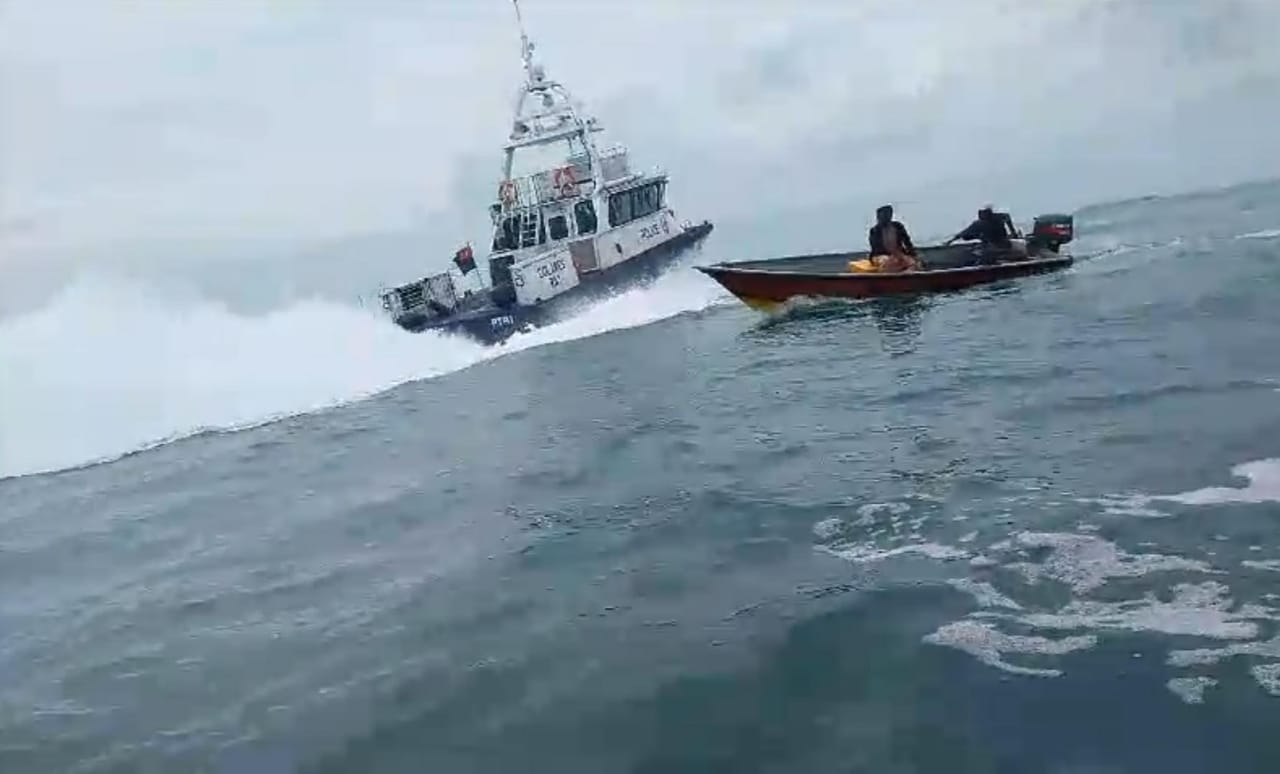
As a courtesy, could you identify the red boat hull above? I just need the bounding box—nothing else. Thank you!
[697,255,1073,311]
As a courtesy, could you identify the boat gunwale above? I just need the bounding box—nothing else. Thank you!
[696,254,1072,280]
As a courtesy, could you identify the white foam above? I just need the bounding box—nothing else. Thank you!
[854,502,912,526]
[1244,560,1280,573]
[923,532,1280,688]
[926,574,1280,691]
[1251,664,1280,697]
[946,578,1023,611]
[1167,676,1217,705]
[1083,494,1169,519]
[1169,644,1280,697]
[924,620,1096,678]
[1000,532,1214,593]
[0,268,728,479]
[1017,582,1264,640]
[1237,229,1280,241]
[826,542,968,564]
[1080,459,1280,519]
[1168,636,1280,668]
[812,518,844,541]
[1153,459,1280,507]
[984,539,1011,554]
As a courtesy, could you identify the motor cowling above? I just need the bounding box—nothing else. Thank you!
[1029,214,1075,252]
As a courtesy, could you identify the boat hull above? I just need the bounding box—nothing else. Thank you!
[697,246,1072,312]
[400,221,713,345]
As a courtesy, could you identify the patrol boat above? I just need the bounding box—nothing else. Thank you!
[378,0,713,346]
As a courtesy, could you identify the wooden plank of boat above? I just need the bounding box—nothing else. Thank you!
[696,246,1073,312]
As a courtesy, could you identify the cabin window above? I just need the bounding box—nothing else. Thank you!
[608,192,631,228]
[547,214,569,241]
[494,215,523,252]
[607,181,666,227]
[574,200,598,235]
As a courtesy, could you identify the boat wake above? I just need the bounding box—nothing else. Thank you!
[0,268,730,480]
[1237,228,1280,241]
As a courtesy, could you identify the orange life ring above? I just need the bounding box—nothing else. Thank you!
[553,166,576,198]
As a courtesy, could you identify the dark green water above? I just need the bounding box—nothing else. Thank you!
[3,181,1280,772]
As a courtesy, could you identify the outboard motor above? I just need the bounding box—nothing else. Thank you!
[1028,214,1075,253]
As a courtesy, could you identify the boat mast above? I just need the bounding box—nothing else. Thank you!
[514,0,533,83]
[500,0,601,181]
[503,0,533,181]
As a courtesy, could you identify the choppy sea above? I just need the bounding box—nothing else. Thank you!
[3,180,1280,773]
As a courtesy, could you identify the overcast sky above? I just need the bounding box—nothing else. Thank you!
[2,0,1279,312]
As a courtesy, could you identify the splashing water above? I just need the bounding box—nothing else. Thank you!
[0,268,730,479]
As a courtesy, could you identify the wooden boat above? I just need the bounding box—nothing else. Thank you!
[697,214,1075,312]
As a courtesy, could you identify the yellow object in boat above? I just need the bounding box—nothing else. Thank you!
[848,258,877,273]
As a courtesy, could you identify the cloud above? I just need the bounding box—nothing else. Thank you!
[2,0,1278,308]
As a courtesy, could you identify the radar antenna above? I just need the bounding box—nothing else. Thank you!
[512,0,536,85]
[499,0,605,181]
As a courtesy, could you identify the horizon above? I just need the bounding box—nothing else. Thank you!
[3,0,1279,315]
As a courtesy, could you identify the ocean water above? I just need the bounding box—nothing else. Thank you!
[2,180,1280,773]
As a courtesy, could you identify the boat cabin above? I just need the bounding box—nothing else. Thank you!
[476,8,672,298]
[486,157,669,289]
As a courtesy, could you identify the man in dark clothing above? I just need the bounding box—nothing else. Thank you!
[945,205,1021,248]
[868,204,918,258]
[865,204,922,272]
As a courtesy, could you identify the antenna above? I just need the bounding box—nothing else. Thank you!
[512,0,534,83]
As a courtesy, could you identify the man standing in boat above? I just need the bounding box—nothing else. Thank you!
[867,204,922,271]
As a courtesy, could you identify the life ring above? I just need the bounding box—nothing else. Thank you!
[498,180,517,206]
[553,165,576,198]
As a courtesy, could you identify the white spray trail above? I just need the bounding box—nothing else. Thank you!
[0,268,730,479]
